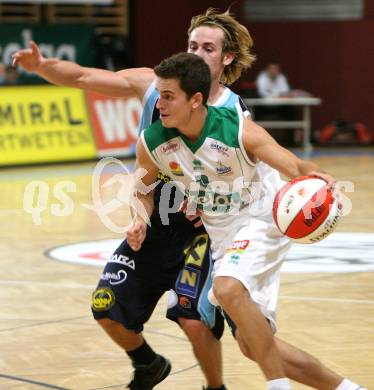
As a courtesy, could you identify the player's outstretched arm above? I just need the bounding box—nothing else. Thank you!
[242,117,335,187]
[12,40,155,98]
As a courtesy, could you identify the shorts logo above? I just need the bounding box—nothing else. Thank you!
[228,254,240,264]
[169,161,184,176]
[100,270,128,285]
[176,266,201,298]
[227,240,250,253]
[179,296,191,309]
[91,287,115,312]
[109,254,135,270]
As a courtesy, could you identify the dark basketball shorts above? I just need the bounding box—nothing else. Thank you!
[91,225,224,339]
[91,227,185,333]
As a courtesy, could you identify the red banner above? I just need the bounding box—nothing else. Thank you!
[85,91,142,157]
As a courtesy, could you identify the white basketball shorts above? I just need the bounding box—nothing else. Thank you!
[212,217,291,332]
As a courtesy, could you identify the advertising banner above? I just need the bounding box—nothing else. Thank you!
[0,24,95,84]
[85,91,142,157]
[0,85,96,165]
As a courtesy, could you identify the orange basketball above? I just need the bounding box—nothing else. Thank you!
[273,175,341,244]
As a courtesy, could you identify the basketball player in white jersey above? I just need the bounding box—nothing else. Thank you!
[131,52,367,390]
[12,9,366,390]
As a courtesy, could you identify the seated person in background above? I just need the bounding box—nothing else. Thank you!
[255,63,294,145]
[256,62,290,97]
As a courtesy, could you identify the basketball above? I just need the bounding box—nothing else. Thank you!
[273,175,341,244]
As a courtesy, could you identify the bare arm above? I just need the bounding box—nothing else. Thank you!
[126,139,159,251]
[12,41,155,98]
[243,118,335,186]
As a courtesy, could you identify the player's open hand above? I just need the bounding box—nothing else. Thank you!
[127,218,147,252]
[12,41,59,72]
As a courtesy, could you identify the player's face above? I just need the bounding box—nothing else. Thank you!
[188,26,226,83]
[156,78,194,129]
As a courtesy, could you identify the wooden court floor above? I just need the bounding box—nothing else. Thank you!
[1,149,374,390]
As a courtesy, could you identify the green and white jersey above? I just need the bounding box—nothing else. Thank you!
[141,105,273,258]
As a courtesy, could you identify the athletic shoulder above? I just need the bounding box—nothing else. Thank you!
[207,106,241,148]
[210,105,240,120]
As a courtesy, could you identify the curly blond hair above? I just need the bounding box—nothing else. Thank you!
[188,8,256,85]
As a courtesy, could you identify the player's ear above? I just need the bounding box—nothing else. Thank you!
[191,92,203,109]
[223,51,234,66]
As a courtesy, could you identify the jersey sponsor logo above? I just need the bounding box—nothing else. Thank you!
[209,141,229,157]
[100,270,128,285]
[46,233,374,273]
[169,161,184,176]
[109,254,135,270]
[91,287,115,311]
[192,159,204,171]
[161,141,180,154]
[190,173,241,213]
[227,240,250,253]
[215,161,232,175]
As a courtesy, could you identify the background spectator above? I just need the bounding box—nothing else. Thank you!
[254,62,295,145]
[256,62,290,98]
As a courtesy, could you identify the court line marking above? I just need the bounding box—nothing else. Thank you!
[0,279,93,289]
[279,295,374,304]
[0,316,88,333]
[0,374,70,390]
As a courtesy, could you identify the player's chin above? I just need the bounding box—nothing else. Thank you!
[160,116,173,128]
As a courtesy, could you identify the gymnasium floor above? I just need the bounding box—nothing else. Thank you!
[1,148,373,390]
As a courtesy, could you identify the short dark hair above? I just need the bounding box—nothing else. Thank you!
[154,52,211,106]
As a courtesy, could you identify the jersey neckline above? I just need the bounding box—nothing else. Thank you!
[179,107,213,154]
